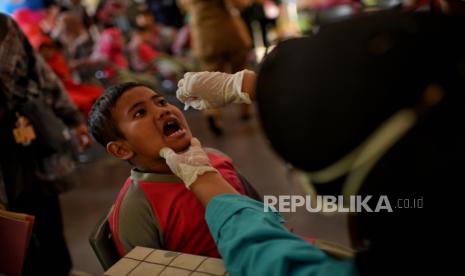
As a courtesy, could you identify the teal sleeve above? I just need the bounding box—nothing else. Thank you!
[205,194,359,276]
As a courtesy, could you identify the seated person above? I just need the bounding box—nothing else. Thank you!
[90,27,160,90]
[30,33,103,117]
[127,26,193,84]
[127,25,162,73]
[87,83,251,258]
[53,11,94,64]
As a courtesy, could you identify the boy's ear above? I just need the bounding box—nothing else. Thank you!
[106,141,134,160]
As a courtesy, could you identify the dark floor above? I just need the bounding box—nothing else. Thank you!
[60,104,349,275]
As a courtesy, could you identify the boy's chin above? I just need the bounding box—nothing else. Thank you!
[170,135,192,153]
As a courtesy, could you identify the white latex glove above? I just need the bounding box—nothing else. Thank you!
[159,138,218,189]
[176,70,252,110]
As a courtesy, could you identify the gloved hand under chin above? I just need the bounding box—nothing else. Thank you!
[176,70,253,110]
[159,138,218,188]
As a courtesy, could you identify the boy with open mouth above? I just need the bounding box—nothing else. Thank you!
[88,82,256,258]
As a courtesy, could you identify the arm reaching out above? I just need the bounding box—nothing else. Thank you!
[159,138,239,206]
[160,139,358,275]
[176,70,257,110]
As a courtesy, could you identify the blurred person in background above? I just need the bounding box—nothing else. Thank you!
[127,10,196,92]
[11,8,103,117]
[89,25,161,90]
[52,10,98,83]
[60,0,93,28]
[148,0,185,29]
[30,32,103,117]
[178,0,253,136]
[52,10,95,63]
[0,14,92,275]
[241,0,278,50]
[95,0,132,35]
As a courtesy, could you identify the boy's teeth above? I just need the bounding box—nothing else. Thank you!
[168,129,184,137]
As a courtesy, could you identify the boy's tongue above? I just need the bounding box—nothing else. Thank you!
[164,123,180,137]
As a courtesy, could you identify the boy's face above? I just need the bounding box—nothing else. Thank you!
[110,86,192,171]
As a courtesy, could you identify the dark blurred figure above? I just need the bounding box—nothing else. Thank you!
[148,0,184,28]
[256,11,465,275]
[53,11,94,62]
[241,0,278,49]
[95,0,131,35]
[179,0,253,135]
[60,0,93,28]
[0,14,91,275]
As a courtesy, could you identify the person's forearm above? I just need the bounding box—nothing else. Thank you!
[242,70,257,101]
[190,172,239,207]
[206,195,359,276]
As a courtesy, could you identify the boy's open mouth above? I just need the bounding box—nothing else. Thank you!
[163,119,185,137]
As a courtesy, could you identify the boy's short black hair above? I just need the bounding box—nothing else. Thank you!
[88,82,146,147]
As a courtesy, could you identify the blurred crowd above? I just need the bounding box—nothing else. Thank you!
[1,0,452,123]
[1,0,284,135]
[3,0,197,117]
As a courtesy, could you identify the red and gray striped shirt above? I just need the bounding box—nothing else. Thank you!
[109,150,246,258]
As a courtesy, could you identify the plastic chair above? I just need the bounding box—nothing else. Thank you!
[89,206,120,271]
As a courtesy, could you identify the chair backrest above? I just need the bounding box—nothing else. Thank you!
[89,206,120,271]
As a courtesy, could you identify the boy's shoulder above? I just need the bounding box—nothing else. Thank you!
[204,147,232,160]
[204,147,237,171]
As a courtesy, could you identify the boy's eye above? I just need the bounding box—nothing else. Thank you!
[134,108,146,118]
[157,98,168,106]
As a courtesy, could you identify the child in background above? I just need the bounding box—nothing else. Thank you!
[29,32,103,117]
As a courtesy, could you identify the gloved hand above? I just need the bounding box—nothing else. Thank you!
[176,70,253,110]
[160,138,218,189]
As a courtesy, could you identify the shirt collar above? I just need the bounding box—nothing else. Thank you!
[131,169,182,183]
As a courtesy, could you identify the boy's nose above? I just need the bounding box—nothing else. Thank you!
[156,108,171,120]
